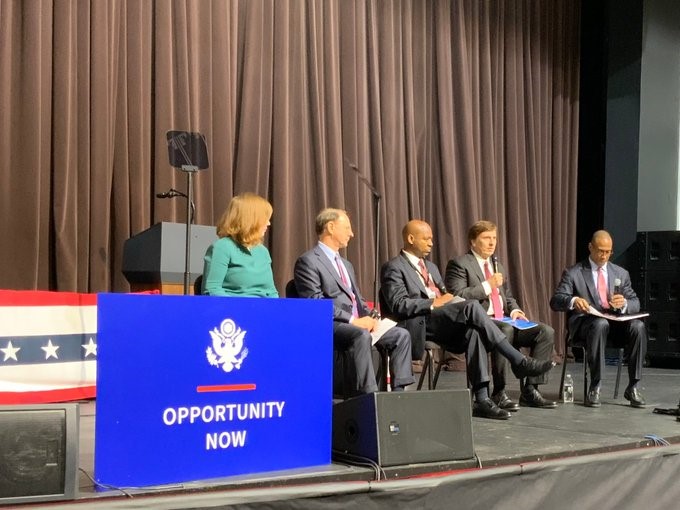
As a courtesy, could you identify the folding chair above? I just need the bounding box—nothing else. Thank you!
[558,331,624,404]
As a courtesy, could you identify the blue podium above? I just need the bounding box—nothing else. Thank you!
[94,293,333,487]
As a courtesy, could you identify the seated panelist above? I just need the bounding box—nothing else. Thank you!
[379,220,554,420]
[445,220,556,410]
[294,208,414,395]
[202,192,279,297]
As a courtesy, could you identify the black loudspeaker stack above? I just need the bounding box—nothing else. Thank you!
[0,404,79,505]
[635,231,680,362]
[332,389,474,467]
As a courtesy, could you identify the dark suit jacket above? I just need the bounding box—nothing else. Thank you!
[445,252,520,315]
[380,252,441,359]
[294,244,370,322]
[550,259,640,335]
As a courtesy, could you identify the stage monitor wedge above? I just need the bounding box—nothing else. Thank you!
[333,390,474,467]
[0,404,79,505]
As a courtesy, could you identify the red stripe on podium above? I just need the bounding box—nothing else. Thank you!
[196,384,257,393]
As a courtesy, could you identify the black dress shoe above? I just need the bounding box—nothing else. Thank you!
[491,391,520,411]
[585,387,601,407]
[519,388,558,408]
[511,357,555,379]
[624,386,646,408]
[473,398,511,420]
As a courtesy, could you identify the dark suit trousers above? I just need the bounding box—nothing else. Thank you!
[426,300,507,388]
[333,322,414,394]
[375,327,415,389]
[492,321,555,392]
[573,316,647,386]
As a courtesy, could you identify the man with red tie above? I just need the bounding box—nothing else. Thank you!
[445,221,556,411]
[294,208,415,395]
[550,230,647,408]
[380,220,554,420]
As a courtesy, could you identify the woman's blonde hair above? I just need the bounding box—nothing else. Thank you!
[216,193,273,246]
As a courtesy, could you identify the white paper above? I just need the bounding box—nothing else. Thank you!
[371,318,398,345]
[587,306,649,322]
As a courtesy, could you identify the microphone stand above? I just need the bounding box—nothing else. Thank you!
[347,162,381,307]
[156,189,195,224]
[166,131,209,296]
[180,166,198,294]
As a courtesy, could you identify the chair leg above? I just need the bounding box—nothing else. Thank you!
[580,347,588,404]
[431,348,445,390]
[417,349,432,390]
[427,349,434,389]
[559,351,568,402]
[613,347,624,399]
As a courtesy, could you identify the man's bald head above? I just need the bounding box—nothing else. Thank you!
[591,230,612,245]
[402,220,434,258]
[588,230,614,268]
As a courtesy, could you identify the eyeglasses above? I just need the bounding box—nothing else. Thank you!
[594,249,613,256]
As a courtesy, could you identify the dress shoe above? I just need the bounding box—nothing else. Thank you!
[511,357,555,379]
[519,388,558,408]
[624,386,646,408]
[472,398,511,420]
[491,391,520,411]
[585,386,601,407]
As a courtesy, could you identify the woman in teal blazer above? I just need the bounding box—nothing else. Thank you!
[202,193,278,297]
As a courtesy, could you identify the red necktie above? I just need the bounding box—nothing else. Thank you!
[597,267,609,309]
[484,261,504,319]
[418,259,441,298]
[336,256,358,318]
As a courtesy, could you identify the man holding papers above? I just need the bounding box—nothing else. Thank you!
[380,220,554,420]
[445,221,556,410]
[294,208,414,395]
[550,230,648,408]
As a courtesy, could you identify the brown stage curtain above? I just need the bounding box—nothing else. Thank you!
[0,0,580,357]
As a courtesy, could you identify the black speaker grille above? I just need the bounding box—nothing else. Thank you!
[0,410,66,498]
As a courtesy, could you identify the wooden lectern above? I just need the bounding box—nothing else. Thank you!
[122,222,216,295]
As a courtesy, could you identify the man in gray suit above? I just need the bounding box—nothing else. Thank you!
[445,220,556,410]
[294,208,415,395]
[380,220,554,420]
[550,230,647,408]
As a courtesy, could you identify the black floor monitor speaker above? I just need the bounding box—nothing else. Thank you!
[332,389,474,466]
[0,404,79,505]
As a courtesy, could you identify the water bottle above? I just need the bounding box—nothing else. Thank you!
[563,373,574,403]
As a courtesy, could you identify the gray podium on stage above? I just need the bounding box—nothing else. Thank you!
[122,222,217,295]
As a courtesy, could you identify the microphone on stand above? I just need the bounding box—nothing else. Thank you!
[156,188,187,199]
[346,162,381,199]
[156,189,195,223]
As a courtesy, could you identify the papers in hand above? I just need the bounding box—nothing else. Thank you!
[371,318,398,345]
[493,317,539,330]
[587,306,649,321]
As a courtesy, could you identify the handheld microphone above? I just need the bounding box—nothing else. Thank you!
[614,278,621,294]
[491,254,499,274]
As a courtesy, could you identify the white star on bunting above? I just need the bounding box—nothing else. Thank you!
[1,340,20,362]
[41,339,60,360]
[82,337,97,357]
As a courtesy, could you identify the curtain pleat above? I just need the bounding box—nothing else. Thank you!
[0,0,580,356]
